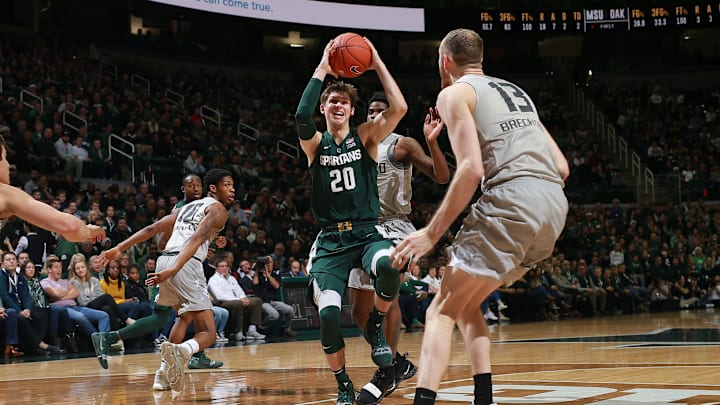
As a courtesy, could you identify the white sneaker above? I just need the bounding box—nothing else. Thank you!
[160,342,191,392]
[484,310,498,321]
[245,328,266,340]
[497,300,508,311]
[215,332,229,343]
[153,369,170,391]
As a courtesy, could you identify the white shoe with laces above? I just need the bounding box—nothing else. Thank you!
[153,369,169,391]
[484,310,498,321]
[160,342,191,392]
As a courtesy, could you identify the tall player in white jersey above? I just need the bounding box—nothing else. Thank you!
[392,29,570,405]
[95,168,234,392]
[352,92,449,405]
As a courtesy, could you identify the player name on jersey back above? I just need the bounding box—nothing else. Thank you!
[498,117,542,134]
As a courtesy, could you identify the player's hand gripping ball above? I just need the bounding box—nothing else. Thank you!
[329,32,372,78]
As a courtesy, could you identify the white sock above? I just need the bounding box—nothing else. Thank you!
[248,325,257,333]
[181,338,200,355]
[159,359,168,372]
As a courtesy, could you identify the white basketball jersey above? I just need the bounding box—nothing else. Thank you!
[456,74,563,190]
[377,133,412,218]
[165,196,218,261]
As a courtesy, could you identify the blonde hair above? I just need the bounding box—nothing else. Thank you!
[68,253,91,283]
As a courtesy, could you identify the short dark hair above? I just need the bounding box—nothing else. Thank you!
[182,174,201,186]
[368,92,388,106]
[203,169,232,193]
[46,258,62,268]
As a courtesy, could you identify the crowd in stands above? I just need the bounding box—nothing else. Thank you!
[1,37,719,359]
[588,80,720,200]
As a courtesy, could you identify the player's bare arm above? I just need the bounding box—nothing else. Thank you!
[297,40,336,164]
[392,84,482,269]
[394,108,450,184]
[100,211,177,264]
[541,123,570,181]
[0,183,106,243]
[358,38,407,153]
[147,203,228,285]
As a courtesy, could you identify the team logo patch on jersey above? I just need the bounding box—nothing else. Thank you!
[345,137,356,149]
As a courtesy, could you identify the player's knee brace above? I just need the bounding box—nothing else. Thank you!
[374,256,400,302]
[319,306,345,354]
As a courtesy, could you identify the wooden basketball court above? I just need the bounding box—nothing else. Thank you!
[1,309,718,404]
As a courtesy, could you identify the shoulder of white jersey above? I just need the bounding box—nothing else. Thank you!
[386,135,411,170]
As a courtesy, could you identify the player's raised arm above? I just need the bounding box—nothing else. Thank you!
[296,40,336,164]
[395,107,450,184]
[0,183,105,243]
[359,38,407,147]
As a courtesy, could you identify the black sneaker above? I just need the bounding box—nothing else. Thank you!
[394,352,417,385]
[62,332,79,353]
[336,380,356,405]
[355,365,397,405]
[45,345,67,355]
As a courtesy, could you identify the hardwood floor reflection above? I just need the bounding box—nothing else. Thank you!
[0,309,718,404]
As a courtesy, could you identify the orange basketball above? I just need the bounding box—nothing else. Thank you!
[329,33,372,78]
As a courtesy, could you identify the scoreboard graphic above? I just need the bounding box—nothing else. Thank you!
[477,3,719,32]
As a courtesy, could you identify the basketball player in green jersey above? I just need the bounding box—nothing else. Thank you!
[295,38,407,405]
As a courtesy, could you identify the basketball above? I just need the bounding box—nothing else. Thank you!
[329,32,372,78]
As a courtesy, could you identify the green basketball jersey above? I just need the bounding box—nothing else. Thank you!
[310,129,379,226]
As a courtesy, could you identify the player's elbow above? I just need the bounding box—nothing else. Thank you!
[436,171,451,184]
[459,161,484,185]
[395,99,408,116]
[556,158,570,181]
[558,165,570,181]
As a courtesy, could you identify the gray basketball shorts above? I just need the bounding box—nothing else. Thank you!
[348,216,416,291]
[448,178,568,284]
[155,254,213,315]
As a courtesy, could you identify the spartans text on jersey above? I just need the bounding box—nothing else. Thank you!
[319,149,362,166]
